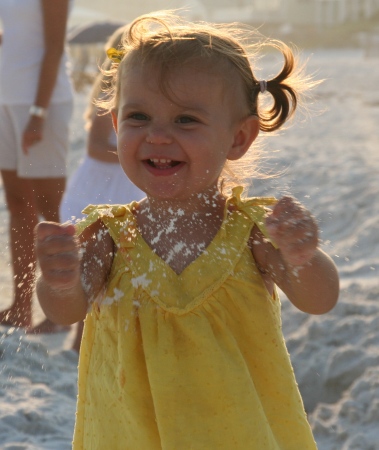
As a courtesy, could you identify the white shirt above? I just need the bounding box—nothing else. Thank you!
[0,0,73,104]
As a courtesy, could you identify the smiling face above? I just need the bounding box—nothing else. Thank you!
[112,60,258,204]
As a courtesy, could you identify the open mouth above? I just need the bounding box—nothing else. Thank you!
[146,158,181,169]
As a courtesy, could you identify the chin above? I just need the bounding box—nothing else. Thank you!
[142,181,181,198]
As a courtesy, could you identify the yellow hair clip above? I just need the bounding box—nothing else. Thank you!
[107,47,125,63]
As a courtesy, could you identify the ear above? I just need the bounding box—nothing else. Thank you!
[227,115,259,161]
[111,109,118,133]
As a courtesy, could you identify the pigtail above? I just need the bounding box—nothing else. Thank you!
[255,40,315,133]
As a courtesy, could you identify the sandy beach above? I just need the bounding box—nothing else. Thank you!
[0,44,379,449]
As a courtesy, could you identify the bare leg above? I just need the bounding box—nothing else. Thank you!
[32,177,65,222]
[0,171,69,332]
[0,170,37,328]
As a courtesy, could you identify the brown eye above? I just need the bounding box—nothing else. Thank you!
[178,116,193,123]
[129,112,149,121]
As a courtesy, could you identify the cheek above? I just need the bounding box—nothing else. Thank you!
[117,129,138,155]
[116,140,134,169]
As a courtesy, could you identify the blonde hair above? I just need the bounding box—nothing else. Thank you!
[84,24,128,129]
[99,11,318,194]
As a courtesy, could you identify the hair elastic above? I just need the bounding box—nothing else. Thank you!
[259,80,267,94]
[107,47,125,63]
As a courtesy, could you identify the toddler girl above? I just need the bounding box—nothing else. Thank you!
[35,12,339,450]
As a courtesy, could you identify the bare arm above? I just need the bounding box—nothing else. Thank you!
[35,219,114,325]
[22,0,70,153]
[87,112,119,163]
[252,197,339,314]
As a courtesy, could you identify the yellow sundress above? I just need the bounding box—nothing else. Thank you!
[73,187,317,450]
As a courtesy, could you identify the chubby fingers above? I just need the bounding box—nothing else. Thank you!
[265,197,319,266]
[266,197,317,234]
[35,222,81,289]
[35,221,76,241]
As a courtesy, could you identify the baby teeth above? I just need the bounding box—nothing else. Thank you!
[152,158,172,164]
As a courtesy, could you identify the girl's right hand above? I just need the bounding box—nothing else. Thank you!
[35,222,81,291]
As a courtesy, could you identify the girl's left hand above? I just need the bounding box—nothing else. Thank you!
[22,116,44,153]
[265,196,319,266]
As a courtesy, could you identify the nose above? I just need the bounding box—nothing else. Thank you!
[146,126,173,145]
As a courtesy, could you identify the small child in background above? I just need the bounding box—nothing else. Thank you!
[35,12,339,450]
[60,25,144,224]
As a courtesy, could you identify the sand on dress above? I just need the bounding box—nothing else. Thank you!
[1,48,379,450]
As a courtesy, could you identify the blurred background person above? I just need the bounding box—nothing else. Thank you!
[0,0,74,332]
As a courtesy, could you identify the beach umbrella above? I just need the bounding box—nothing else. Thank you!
[67,20,126,45]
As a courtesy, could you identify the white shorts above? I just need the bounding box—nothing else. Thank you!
[0,102,73,178]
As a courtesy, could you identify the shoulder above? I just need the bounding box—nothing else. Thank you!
[76,203,138,246]
[77,215,108,238]
[227,186,276,223]
[78,217,114,257]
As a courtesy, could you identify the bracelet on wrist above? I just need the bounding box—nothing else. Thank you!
[29,105,47,118]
